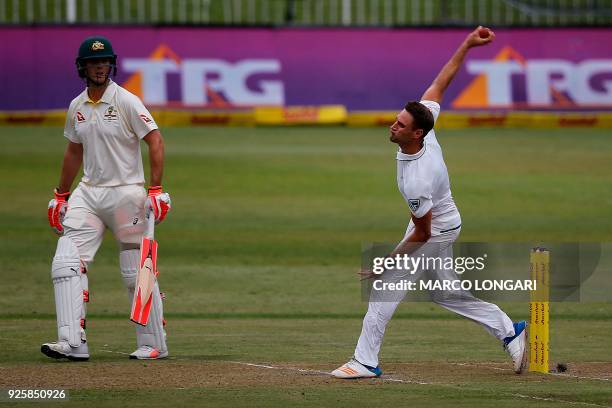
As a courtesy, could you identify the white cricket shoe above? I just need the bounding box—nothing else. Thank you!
[331,358,382,379]
[129,345,168,360]
[41,341,89,361]
[504,321,528,374]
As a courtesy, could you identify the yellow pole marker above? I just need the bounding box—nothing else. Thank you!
[529,248,550,373]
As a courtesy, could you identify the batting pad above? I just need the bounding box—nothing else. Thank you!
[121,249,167,353]
[51,236,85,347]
[120,248,140,290]
[131,236,158,325]
[135,280,167,352]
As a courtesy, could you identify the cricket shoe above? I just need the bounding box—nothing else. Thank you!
[129,346,168,360]
[41,341,89,361]
[503,320,528,374]
[331,358,382,379]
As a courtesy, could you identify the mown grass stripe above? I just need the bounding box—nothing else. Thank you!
[1,312,609,320]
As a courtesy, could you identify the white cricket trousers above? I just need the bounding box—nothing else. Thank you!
[62,182,146,263]
[354,228,515,368]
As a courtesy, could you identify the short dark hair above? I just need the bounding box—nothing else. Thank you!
[404,101,434,138]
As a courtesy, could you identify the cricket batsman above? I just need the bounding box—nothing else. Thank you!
[42,36,170,360]
[332,27,527,378]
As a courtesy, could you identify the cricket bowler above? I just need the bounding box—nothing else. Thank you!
[332,27,528,378]
[42,36,171,360]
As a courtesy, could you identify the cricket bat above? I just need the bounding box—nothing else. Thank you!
[130,211,158,326]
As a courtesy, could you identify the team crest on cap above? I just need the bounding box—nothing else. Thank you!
[408,199,420,212]
[91,41,105,51]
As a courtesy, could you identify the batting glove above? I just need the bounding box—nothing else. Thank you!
[146,186,171,224]
[48,189,70,235]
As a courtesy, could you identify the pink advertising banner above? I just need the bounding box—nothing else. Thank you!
[0,27,611,111]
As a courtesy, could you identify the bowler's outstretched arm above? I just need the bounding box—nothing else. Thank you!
[421,26,495,103]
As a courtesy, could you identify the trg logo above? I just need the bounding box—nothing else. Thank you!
[122,45,284,107]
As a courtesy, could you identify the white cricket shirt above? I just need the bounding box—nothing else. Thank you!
[396,100,461,236]
[64,80,158,187]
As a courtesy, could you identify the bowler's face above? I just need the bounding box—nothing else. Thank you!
[389,109,416,144]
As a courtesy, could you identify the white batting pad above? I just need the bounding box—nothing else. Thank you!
[135,281,167,353]
[51,236,85,347]
[121,248,167,353]
[120,248,140,289]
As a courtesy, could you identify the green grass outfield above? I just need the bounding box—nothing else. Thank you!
[0,126,611,407]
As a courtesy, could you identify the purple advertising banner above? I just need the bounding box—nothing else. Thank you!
[1,27,611,111]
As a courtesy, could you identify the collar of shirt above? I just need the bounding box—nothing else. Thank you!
[396,144,426,161]
[79,80,118,105]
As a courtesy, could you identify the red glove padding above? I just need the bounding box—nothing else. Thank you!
[146,186,171,224]
[48,189,70,235]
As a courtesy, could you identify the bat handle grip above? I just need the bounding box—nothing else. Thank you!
[144,208,155,240]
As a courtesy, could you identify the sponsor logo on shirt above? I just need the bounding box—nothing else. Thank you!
[76,111,86,122]
[103,105,118,121]
[139,113,152,124]
[408,199,421,212]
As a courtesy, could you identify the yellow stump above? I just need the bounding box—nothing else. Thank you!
[529,248,550,373]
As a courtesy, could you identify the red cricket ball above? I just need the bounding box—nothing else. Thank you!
[478,28,490,38]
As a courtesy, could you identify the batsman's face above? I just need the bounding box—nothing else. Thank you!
[389,109,422,145]
[85,58,112,85]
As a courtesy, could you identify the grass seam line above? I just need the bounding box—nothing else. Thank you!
[2,312,610,321]
[453,362,611,382]
[229,361,612,408]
